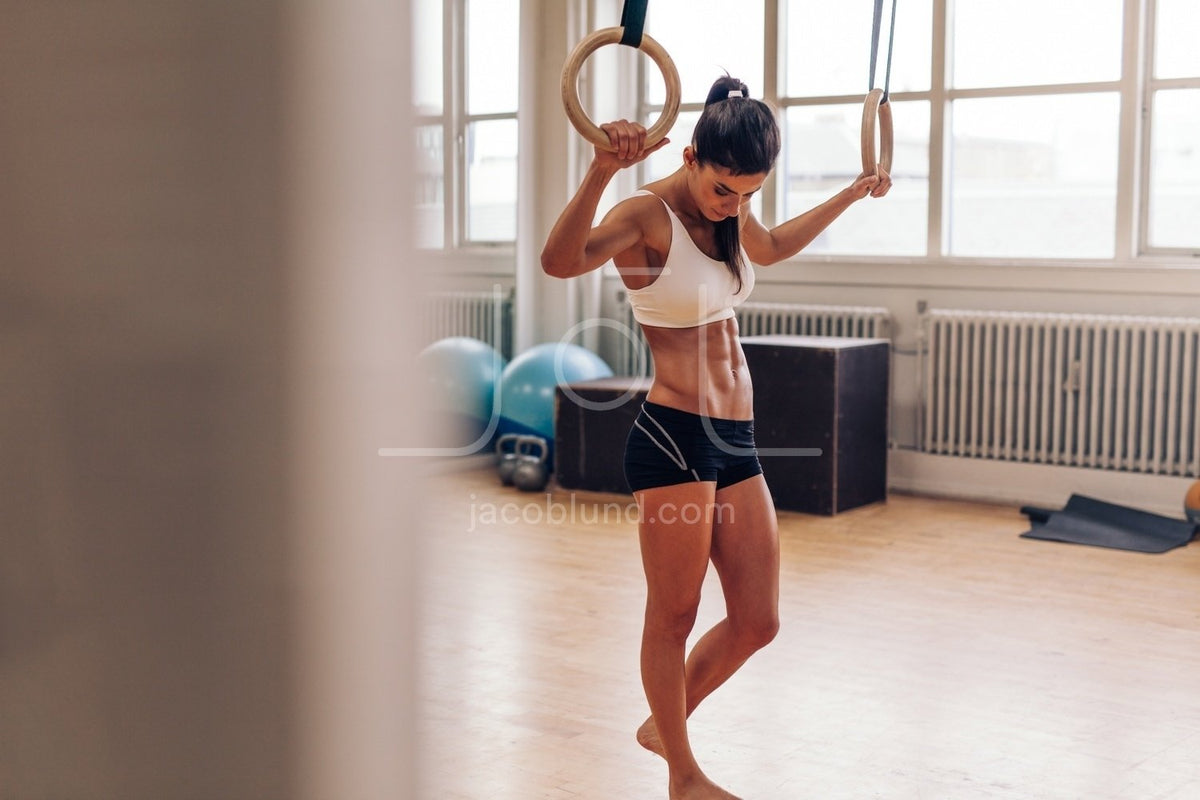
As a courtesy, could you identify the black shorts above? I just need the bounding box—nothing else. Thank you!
[624,401,763,493]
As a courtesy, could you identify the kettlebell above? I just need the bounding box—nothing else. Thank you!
[495,433,522,486]
[512,436,550,492]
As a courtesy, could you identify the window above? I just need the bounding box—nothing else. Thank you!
[1145,0,1200,252]
[1147,89,1200,250]
[412,0,520,248]
[628,0,1198,262]
[946,0,1123,259]
[641,0,766,218]
[949,94,1119,259]
[777,0,932,257]
[786,100,929,257]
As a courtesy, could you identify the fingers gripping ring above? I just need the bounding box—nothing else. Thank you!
[560,27,681,151]
[860,88,894,174]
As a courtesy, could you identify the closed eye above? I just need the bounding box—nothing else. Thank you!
[715,182,757,199]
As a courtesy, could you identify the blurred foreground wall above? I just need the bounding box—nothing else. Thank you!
[0,1,420,797]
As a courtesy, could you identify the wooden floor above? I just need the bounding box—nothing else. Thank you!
[417,463,1200,799]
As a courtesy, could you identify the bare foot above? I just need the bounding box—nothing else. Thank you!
[639,718,740,798]
[669,773,742,800]
[636,716,665,759]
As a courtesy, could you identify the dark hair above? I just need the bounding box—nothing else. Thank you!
[691,76,780,290]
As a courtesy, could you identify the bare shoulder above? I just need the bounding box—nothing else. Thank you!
[597,192,669,250]
[606,192,667,223]
[601,193,671,288]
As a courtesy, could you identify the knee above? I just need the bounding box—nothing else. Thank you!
[734,611,779,652]
[644,603,700,646]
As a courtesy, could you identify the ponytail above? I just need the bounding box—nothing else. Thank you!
[691,76,780,291]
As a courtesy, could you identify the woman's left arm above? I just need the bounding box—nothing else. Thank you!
[741,169,892,266]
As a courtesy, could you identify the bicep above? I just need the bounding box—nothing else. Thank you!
[739,209,779,266]
[582,206,645,270]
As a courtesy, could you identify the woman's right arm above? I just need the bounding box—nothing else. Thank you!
[540,121,669,279]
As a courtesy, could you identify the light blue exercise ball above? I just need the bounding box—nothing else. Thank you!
[498,342,613,441]
[418,337,505,444]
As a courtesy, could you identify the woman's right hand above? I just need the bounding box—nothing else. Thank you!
[593,120,670,170]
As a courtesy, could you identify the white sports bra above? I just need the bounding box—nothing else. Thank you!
[623,190,755,329]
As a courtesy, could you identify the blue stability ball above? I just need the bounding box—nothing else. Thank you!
[498,343,613,440]
[418,337,505,446]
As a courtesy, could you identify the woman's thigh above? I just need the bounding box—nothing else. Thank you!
[710,474,779,622]
[635,481,719,614]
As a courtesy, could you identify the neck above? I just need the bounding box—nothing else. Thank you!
[661,168,706,226]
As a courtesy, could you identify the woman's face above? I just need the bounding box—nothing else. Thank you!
[685,152,767,222]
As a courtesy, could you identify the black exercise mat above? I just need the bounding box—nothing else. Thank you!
[1020,494,1198,554]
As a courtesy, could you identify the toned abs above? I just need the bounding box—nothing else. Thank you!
[642,317,753,420]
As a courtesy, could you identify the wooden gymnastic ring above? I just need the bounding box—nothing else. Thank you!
[860,88,894,175]
[560,27,681,152]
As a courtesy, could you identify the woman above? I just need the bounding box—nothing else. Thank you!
[541,75,891,800]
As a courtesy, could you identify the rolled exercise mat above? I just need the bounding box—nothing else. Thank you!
[1020,494,1199,554]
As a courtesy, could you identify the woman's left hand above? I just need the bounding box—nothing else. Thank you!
[848,167,893,200]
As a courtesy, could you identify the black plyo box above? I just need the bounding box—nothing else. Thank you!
[554,377,651,494]
[741,335,889,515]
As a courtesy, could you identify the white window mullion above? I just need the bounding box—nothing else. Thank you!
[1141,0,1164,256]
[946,81,1122,100]
[616,21,639,198]
[762,0,781,228]
[447,0,466,247]
[571,0,595,194]
[928,0,948,258]
[1152,76,1200,91]
[1120,0,1149,259]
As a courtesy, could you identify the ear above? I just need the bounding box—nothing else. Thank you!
[682,146,698,169]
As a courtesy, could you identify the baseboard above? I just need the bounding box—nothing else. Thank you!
[889,450,1196,519]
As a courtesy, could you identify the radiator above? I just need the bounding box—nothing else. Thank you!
[616,295,892,375]
[419,289,513,359]
[735,301,891,338]
[921,309,1200,478]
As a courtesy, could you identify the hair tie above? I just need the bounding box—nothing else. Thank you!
[727,89,744,99]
